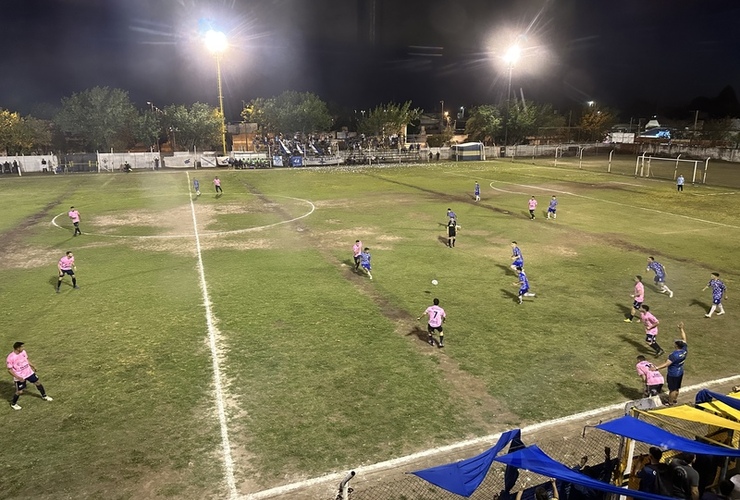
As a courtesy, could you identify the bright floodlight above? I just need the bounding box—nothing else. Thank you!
[503,44,521,66]
[204,30,228,54]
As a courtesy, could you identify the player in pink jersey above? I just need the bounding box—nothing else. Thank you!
[639,304,664,356]
[7,342,53,410]
[625,275,645,322]
[528,196,538,220]
[352,239,363,271]
[68,206,82,236]
[417,298,446,348]
[56,251,79,293]
[213,176,223,194]
[636,355,664,397]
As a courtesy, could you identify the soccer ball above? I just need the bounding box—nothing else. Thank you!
[431,279,439,286]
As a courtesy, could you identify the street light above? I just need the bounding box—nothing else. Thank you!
[204,29,228,155]
[502,43,521,148]
[439,100,445,132]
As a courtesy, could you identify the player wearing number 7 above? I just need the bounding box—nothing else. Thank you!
[417,298,446,348]
[56,251,79,293]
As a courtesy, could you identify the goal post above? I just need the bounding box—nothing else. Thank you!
[635,153,708,184]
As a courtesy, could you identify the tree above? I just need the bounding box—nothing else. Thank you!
[0,109,24,154]
[162,103,221,151]
[701,117,738,144]
[464,105,502,145]
[507,102,566,144]
[242,91,332,135]
[54,86,137,151]
[132,110,163,150]
[17,116,54,153]
[579,105,617,142]
[357,101,421,143]
[0,110,53,154]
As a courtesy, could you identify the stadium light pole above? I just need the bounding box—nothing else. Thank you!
[204,30,228,156]
[502,43,521,148]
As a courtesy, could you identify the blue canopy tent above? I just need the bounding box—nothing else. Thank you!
[493,445,677,500]
[410,429,522,497]
[595,415,740,457]
[695,389,740,411]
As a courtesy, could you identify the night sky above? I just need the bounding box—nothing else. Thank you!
[3,0,739,121]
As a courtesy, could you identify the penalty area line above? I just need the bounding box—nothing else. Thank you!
[245,374,740,499]
[186,172,239,500]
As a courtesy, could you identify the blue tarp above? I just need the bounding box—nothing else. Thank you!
[410,429,521,497]
[596,415,740,457]
[493,445,676,500]
[696,390,740,411]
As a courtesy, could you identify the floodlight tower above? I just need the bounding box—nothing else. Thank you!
[503,43,521,148]
[204,30,228,155]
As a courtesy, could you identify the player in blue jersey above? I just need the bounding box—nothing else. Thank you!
[646,257,674,298]
[702,272,726,318]
[193,178,201,196]
[359,247,372,280]
[546,195,558,220]
[513,266,536,304]
[510,241,524,272]
[474,182,480,202]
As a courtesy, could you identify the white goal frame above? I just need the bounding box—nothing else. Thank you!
[634,153,710,184]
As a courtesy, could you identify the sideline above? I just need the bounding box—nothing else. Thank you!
[244,374,740,499]
[186,172,239,499]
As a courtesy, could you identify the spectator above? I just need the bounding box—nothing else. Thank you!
[637,447,664,493]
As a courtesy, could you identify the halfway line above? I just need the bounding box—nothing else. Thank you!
[186,172,238,499]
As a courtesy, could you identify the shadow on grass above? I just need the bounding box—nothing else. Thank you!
[617,333,651,354]
[0,380,16,399]
[406,325,429,343]
[437,236,450,247]
[50,235,77,249]
[615,382,644,400]
[616,302,632,317]
[494,263,515,275]
[689,298,710,311]
[500,288,520,304]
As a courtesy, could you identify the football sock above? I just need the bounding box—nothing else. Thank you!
[72,277,77,287]
[718,304,725,314]
[11,394,19,405]
[37,385,46,397]
[708,305,717,316]
[652,342,663,354]
[627,313,634,320]
[439,334,444,345]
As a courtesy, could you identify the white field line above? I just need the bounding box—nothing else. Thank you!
[609,181,644,187]
[49,196,315,239]
[186,172,238,500]
[689,192,737,197]
[245,373,740,499]
[447,171,740,230]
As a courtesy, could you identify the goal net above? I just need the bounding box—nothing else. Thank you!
[634,154,708,184]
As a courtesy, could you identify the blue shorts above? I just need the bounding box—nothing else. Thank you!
[519,286,529,296]
[713,297,722,305]
[654,275,665,284]
[15,373,39,391]
[667,374,683,392]
[512,259,523,268]
[361,263,371,271]
[547,207,556,213]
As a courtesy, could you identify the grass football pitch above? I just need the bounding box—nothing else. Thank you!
[1,159,739,499]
